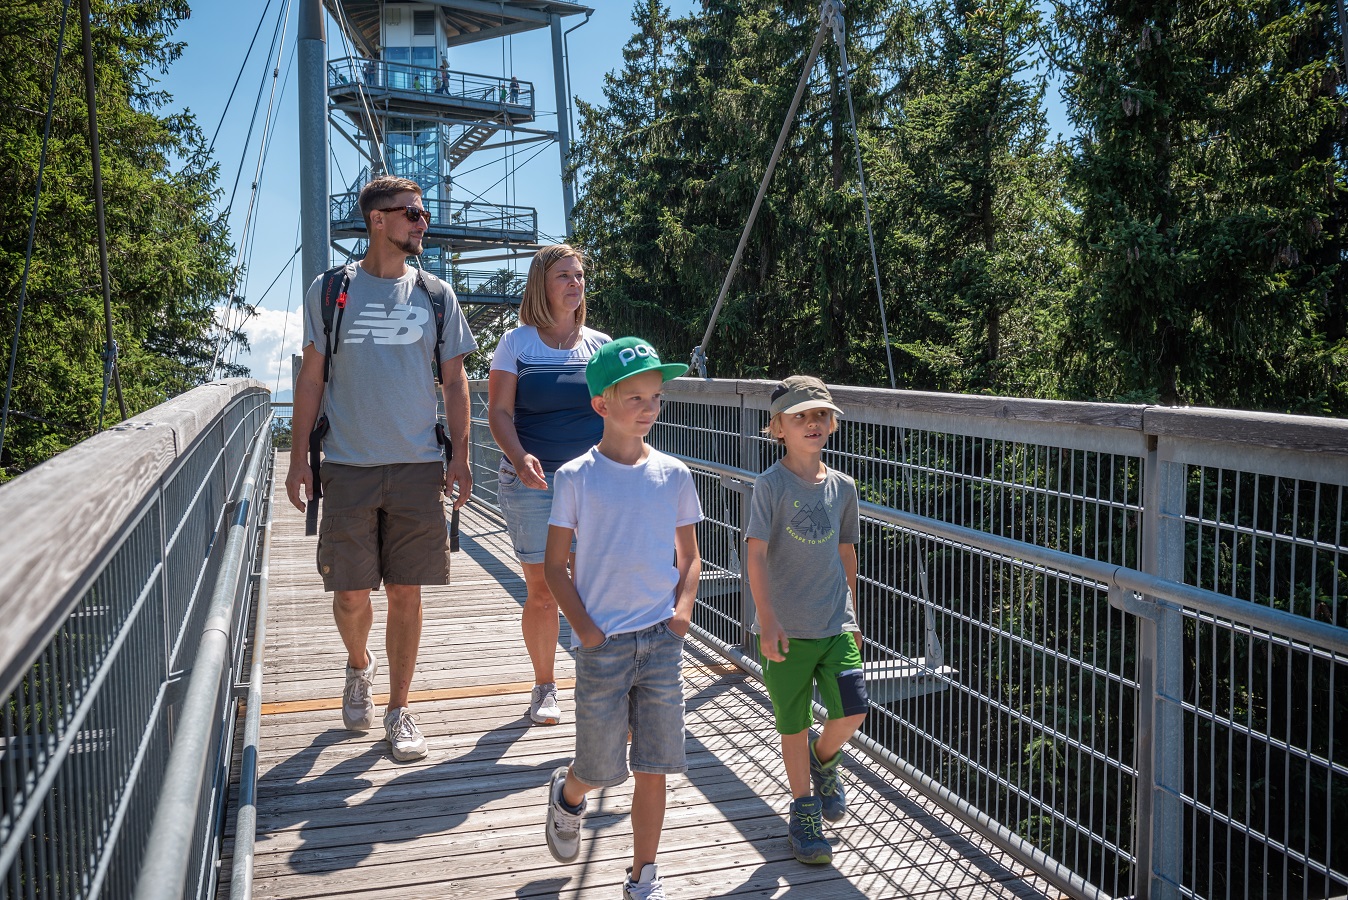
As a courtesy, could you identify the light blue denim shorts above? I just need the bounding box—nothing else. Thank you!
[572,621,687,787]
[497,462,559,565]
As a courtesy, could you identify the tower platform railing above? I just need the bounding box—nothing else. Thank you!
[327,57,533,121]
[330,192,537,247]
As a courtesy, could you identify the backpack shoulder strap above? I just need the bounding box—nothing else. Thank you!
[414,269,455,384]
[319,262,357,383]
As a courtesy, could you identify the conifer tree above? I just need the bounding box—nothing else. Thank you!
[576,0,895,384]
[1058,0,1347,411]
[876,0,1074,394]
[0,0,235,477]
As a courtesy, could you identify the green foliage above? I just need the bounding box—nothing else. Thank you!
[874,0,1076,395]
[1057,0,1348,411]
[575,0,900,385]
[577,0,1346,413]
[0,0,234,479]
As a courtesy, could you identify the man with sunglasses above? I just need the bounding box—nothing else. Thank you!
[286,175,476,762]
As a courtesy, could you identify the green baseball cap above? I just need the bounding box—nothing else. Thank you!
[585,337,689,397]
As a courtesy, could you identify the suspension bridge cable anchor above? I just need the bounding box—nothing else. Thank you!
[820,0,845,45]
[690,345,708,379]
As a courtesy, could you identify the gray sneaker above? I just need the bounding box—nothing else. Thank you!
[623,863,667,899]
[341,650,378,731]
[545,766,585,862]
[383,706,428,761]
[530,682,562,725]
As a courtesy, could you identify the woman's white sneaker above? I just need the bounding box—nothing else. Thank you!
[623,864,666,899]
[530,683,562,725]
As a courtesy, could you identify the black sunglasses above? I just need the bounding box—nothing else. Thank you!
[377,205,432,224]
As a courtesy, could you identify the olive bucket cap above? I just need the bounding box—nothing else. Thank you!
[769,375,845,417]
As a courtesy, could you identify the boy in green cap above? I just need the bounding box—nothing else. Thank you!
[542,337,703,900]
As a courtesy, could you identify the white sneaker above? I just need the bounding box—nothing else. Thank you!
[545,766,585,862]
[383,706,428,761]
[341,650,378,731]
[623,864,667,899]
[530,682,561,725]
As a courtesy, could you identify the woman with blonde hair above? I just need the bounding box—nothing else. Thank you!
[488,245,610,724]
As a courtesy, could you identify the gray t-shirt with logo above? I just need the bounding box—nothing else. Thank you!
[303,265,476,466]
[746,461,860,638]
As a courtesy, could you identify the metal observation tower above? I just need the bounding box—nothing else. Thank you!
[297,0,591,329]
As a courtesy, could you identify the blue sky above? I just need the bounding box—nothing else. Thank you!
[165,2,1067,394]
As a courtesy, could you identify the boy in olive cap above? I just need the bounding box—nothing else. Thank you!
[542,337,704,899]
[747,375,868,865]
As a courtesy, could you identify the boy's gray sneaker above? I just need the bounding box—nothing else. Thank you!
[810,739,847,821]
[788,796,832,865]
[545,766,585,862]
[342,650,378,731]
[530,682,562,725]
[383,706,427,761]
[623,863,666,899]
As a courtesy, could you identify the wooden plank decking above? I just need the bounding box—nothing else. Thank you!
[222,457,1060,899]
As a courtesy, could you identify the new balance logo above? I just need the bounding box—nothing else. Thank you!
[343,303,428,345]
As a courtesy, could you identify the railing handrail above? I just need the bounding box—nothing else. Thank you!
[329,191,539,218]
[0,378,268,699]
[471,375,1348,460]
[467,376,1348,900]
[692,455,1348,657]
[327,56,533,94]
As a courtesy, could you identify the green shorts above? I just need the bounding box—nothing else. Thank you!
[760,632,869,735]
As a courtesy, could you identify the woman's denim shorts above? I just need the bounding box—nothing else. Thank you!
[497,461,563,565]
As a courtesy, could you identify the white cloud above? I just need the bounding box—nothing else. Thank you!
[234,306,305,396]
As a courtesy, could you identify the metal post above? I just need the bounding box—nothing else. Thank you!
[1137,436,1186,900]
[298,0,330,302]
[550,15,575,235]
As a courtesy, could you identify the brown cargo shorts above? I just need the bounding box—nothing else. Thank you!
[316,462,450,591]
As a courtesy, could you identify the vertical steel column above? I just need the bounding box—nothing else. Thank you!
[550,15,575,235]
[1138,436,1187,900]
[298,0,330,301]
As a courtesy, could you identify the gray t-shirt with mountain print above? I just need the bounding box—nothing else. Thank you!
[746,461,860,639]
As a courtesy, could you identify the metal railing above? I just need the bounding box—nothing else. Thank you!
[415,261,524,306]
[0,380,273,900]
[327,57,533,114]
[465,378,1348,900]
[330,192,537,243]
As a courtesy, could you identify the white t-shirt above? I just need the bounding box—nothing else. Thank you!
[549,446,703,645]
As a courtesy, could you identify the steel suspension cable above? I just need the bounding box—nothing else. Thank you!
[221,2,289,232]
[81,0,126,428]
[211,0,293,378]
[691,16,828,377]
[692,0,896,388]
[205,0,276,157]
[229,43,297,373]
[0,0,75,466]
[331,0,387,173]
[273,219,304,396]
[827,1,897,388]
